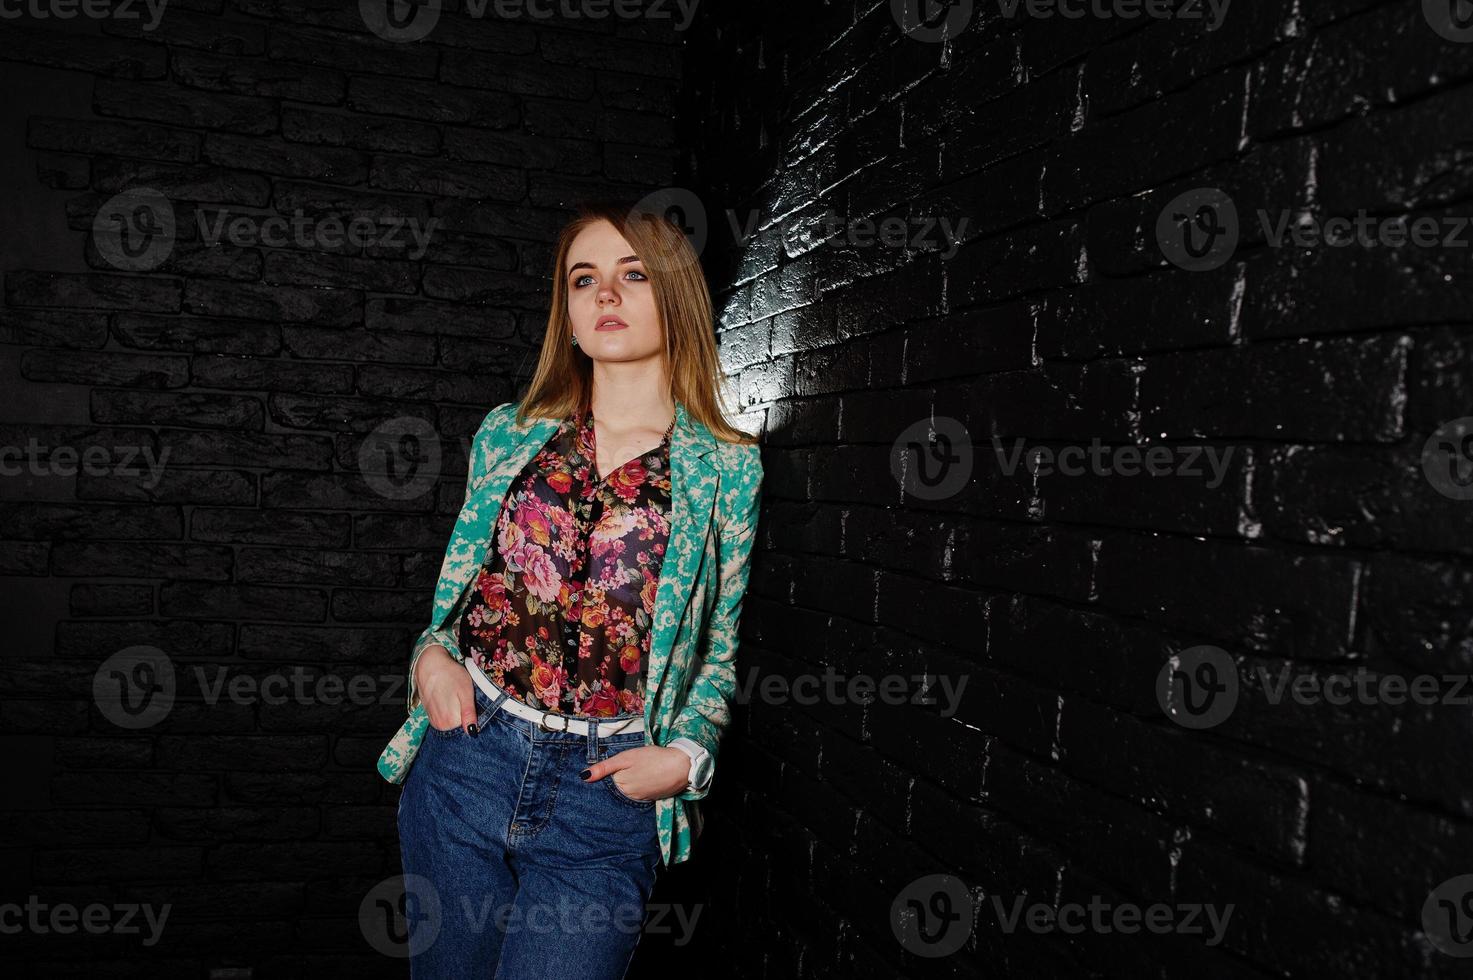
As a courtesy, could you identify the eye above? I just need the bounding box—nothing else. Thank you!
[572,274,595,288]
[625,269,648,282]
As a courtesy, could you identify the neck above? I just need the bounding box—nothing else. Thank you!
[588,359,676,430]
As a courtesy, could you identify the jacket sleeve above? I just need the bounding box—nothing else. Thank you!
[667,444,763,802]
[404,402,511,712]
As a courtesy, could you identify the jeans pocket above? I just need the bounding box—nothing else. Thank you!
[605,771,656,809]
[427,719,466,739]
[428,684,504,738]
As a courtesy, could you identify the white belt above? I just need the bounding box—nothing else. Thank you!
[464,658,645,736]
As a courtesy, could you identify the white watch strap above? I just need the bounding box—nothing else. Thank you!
[668,737,709,790]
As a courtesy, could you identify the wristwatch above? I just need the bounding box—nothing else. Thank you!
[668,738,714,793]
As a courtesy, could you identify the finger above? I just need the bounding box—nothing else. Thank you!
[580,751,633,781]
[459,686,479,735]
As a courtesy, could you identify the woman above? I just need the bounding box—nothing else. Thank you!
[375,201,763,978]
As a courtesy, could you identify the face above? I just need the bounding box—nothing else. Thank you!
[564,219,663,364]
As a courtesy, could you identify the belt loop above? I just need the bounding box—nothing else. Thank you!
[589,713,602,763]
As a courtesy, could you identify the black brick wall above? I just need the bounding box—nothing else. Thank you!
[5,0,1473,977]
[673,1,1473,977]
[0,2,687,976]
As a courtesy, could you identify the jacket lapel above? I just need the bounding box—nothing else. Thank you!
[431,397,722,702]
[645,401,719,716]
[431,410,560,632]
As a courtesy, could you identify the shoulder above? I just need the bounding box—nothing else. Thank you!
[710,436,763,527]
[711,438,762,482]
[478,401,529,440]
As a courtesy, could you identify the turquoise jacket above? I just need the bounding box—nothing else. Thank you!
[377,399,763,866]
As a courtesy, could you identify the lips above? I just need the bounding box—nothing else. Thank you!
[595,315,628,331]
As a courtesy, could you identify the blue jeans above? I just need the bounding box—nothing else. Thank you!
[397,680,662,979]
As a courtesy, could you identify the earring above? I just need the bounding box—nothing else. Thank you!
[570,334,580,347]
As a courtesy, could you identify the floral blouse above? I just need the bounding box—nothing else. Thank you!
[457,406,674,718]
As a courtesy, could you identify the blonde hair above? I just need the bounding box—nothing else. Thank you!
[514,200,758,446]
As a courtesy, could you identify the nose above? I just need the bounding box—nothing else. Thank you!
[596,278,620,305]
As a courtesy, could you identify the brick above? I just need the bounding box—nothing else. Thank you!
[280,105,440,155]
[1,24,167,77]
[6,271,181,313]
[267,24,438,78]
[94,79,278,133]
[1093,531,1360,657]
[27,115,200,162]
[171,49,347,103]
[1138,334,1412,442]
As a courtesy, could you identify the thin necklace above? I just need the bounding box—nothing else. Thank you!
[582,411,674,483]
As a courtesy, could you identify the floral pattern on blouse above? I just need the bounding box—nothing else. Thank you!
[457,407,674,718]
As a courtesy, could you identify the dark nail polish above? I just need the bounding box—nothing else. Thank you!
[467,723,479,737]
[579,769,591,780]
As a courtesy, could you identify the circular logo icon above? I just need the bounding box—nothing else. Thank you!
[360,873,442,958]
[93,188,176,272]
[891,0,974,43]
[891,417,973,501]
[1422,417,1473,501]
[1156,645,1239,730]
[626,187,708,275]
[891,873,972,957]
[361,0,442,43]
[1425,0,1473,43]
[360,417,442,502]
[93,645,175,730]
[1424,874,1473,957]
[1157,188,1239,272]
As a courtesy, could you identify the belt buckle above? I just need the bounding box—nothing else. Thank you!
[538,710,568,733]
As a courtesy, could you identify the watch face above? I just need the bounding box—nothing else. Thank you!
[692,757,714,788]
